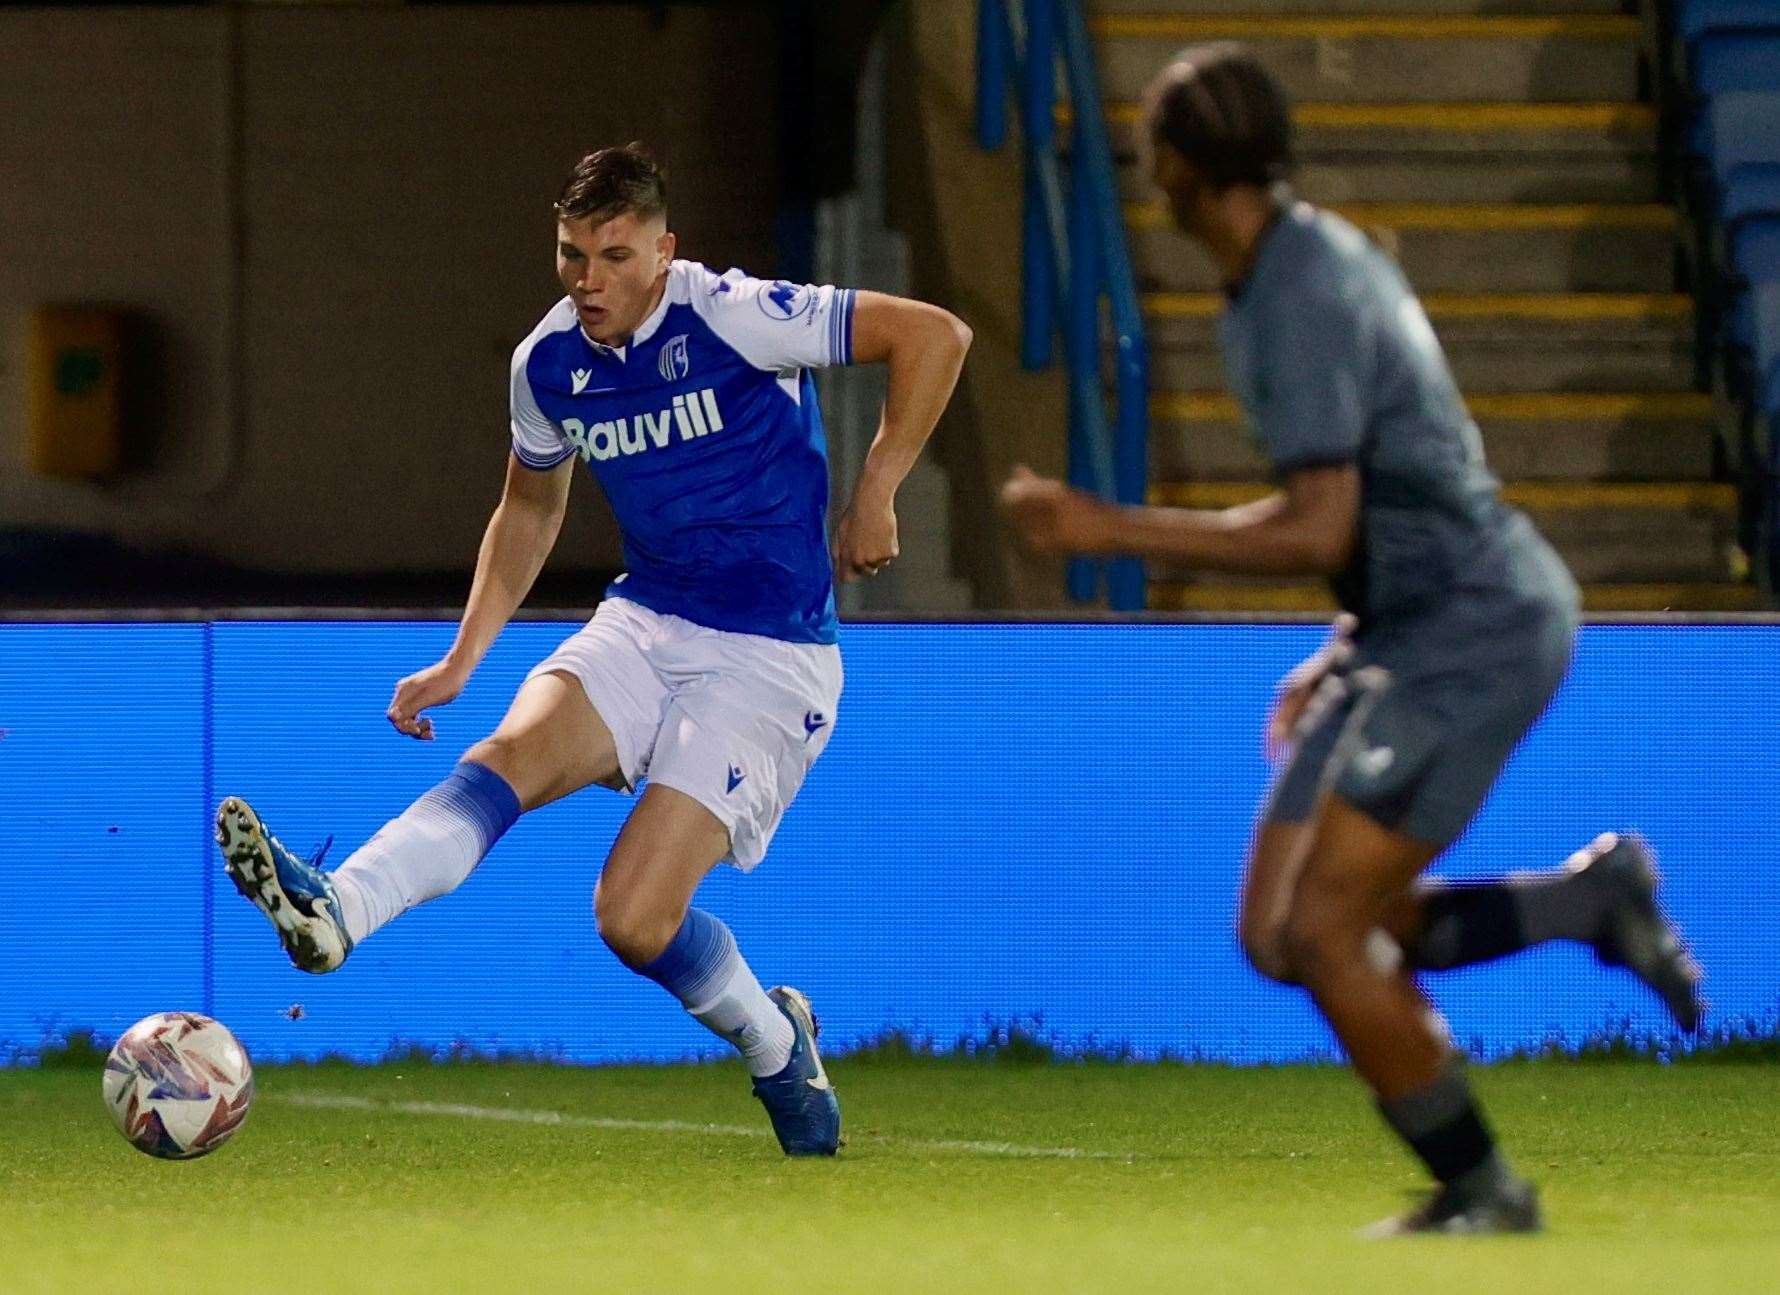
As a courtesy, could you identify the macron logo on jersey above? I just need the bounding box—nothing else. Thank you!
[570,368,593,395]
[559,388,727,464]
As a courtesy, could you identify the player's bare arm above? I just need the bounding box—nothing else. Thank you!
[833,293,973,582]
[999,457,1361,760]
[998,461,1358,576]
[386,453,574,740]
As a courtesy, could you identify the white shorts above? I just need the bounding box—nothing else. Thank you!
[526,597,842,870]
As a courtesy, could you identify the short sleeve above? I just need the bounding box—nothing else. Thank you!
[687,266,857,372]
[509,343,574,470]
[1248,288,1371,477]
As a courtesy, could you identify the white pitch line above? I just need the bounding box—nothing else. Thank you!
[279,1092,1130,1161]
[284,1092,769,1138]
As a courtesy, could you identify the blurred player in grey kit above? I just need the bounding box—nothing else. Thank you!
[1000,43,1702,1235]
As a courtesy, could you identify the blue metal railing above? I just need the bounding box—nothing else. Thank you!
[976,0,1150,611]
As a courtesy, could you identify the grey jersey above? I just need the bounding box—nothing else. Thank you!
[1218,200,1578,624]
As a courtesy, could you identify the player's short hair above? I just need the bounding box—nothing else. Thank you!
[555,143,668,226]
[1144,43,1294,189]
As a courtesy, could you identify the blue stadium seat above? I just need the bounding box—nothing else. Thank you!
[1679,5,1780,589]
[1756,283,1780,421]
[1710,94,1780,224]
[1725,170,1780,225]
[1682,45,1780,163]
[1757,286,1780,594]
[1693,32,1780,96]
[1680,0,1780,44]
[1709,93,1780,179]
[1721,220,1780,365]
[1733,216,1780,285]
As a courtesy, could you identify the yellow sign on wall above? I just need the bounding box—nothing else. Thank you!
[28,305,123,479]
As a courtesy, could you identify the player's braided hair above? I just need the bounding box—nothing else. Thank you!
[555,142,667,225]
[1145,43,1294,188]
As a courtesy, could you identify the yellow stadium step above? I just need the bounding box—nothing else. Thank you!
[1126,201,1676,233]
[1088,14,1641,103]
[1090,14,1639,40]
[1092,100,1657,134]
[1143,293,1697,397]
[1145,478,1740,586]
[1126,201,1678,293]
[1150,392,1715,424]
[1145,292,1693,322]
[1091,0,1632,15]
[1085,101,1661,204]
[1147,582,1768,614]
[1147,480,1736,512]
[1150,388,1717,492]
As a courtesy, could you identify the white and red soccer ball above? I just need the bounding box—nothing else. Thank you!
[102,1012,254,1159]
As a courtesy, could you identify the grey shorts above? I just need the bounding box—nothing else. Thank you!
[1263,597,1577,848]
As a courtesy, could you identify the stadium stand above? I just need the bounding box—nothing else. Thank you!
[1658,0,1780,598]
[1071,0,1761,611]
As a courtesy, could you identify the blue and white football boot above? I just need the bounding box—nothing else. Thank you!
[215,797,354,974]
[752,987,841,1157]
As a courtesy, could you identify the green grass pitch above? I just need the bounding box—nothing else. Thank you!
[4,1056,1776,1293]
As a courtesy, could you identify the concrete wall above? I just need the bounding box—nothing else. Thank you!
[0,10,235,540]
[0,4,784,577]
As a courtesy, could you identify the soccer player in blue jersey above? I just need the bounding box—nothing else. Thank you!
[215,144,972,1155]
[1001,45,1702,1232]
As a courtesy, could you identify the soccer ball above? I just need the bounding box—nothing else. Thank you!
[102,1012,254,1159]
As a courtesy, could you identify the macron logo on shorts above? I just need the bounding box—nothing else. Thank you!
[803,710,828,742]
[727,765,746,794]
[1354,745,1396,779]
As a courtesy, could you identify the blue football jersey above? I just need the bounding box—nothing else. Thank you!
[509,260,857,644]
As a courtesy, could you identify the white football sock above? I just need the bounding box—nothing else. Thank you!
[328,762,520,945]
[685,957,795,1078]
[331,789,503,944]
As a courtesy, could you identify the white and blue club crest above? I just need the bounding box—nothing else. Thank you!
[658,333,691,382]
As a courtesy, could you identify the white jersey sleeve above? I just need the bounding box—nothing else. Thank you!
[685,263,858,372]
[509,329,573,470]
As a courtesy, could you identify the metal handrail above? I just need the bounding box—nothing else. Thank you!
[977,0,1151,611]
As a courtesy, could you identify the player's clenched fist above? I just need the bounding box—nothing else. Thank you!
[998,465,1114,556]
[1265,612,1357,762]
[387,659,469,740]
[833,494,900,582]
